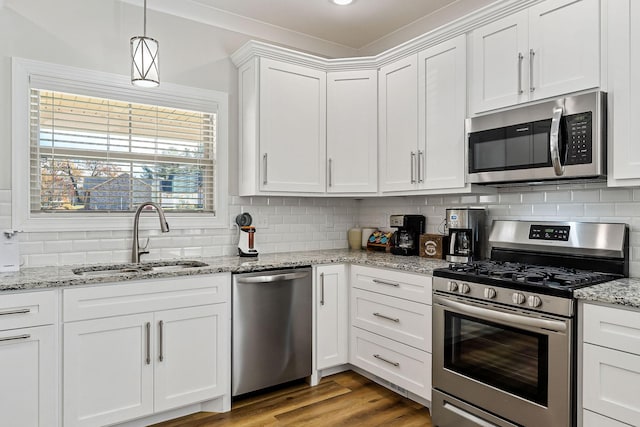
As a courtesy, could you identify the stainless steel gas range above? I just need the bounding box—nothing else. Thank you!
[431,220,629,427]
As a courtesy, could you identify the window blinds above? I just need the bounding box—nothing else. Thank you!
[30,89,216,213]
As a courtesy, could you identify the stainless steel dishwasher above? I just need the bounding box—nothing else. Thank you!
[232,268,312,396]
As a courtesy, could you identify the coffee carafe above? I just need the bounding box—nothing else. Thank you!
[445,208,486,263]
[390,214,426,256]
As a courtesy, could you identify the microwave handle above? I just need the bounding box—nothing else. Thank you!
[550,106,565,176]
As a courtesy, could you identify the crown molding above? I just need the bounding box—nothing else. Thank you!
[231,0,543,71]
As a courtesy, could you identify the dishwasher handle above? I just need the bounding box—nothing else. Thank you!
[236,271,310,284]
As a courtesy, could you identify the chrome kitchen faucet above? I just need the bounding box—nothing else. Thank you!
[131,202,170,263]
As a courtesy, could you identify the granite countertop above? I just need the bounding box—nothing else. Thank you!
[0,249,449,293]
[574,277,640,309]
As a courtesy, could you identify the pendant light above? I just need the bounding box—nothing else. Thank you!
[130,0,159,87]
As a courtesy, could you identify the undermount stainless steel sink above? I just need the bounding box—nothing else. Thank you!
[72,260,209,276]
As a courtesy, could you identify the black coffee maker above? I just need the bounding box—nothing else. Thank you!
[390,214,426,256]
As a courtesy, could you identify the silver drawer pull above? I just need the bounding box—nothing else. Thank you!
[373,354,399,367]
[0,308,30,316]
[145,322,151,365]
[0,334,30,342]
[372,279,399,287]
[373,312,400,323]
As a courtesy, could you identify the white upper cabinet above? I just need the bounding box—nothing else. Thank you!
[418,35,467,191]
[607,0,640,186]
[471,10,529,113]
[471,0,600,114]
[326,70,378,193]
[379,55,419,193]
[259,59,326,193]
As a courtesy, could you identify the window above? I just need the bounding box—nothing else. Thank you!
[33,90,215,213]
[12,58,228,231]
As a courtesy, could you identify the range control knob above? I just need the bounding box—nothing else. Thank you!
[512,292,526,305]
[484,288,497,299]
[447,281,458,292]
[459,283,470,294]
[528,295,542,308]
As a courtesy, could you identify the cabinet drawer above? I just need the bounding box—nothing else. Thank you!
[350,327,431,400]
[583,343,640,426]
[351,288,431,352]
[350,265,432,304]
[583,303,640,354]
[583,410,632,427]
[0,290,56,330]
[63,273,230,322]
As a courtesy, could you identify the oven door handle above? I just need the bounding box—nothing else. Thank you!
[435,297,567,333]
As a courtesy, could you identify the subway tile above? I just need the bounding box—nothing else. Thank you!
[59,252,87,266]
[545,191,571,202]
[499,193,522,204]
[44,240,73,254]
[532,204,557,216]
[556,204,585,216]
[615,203,640,216]
[522,192,545,203]
[584,203,615,217]
[27,253,59,267]
[601,188,632,202]
[571,190,600,203]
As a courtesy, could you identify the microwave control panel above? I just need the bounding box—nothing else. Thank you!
[529,225,570,241]
[565,112,592,165]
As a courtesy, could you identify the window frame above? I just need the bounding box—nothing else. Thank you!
[12,57,229,232]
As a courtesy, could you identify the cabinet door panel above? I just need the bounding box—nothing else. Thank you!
[379,55,419,192]
[583,343,640,426]
[419,35,466,190]
[316,265,348,370]
[529,0,599,100]
[0,326,56,427]
[471,10,529,113]
[259,58,326,193]
[64,314,154,427]
[155,304,228,412]
[327,71,377,193]
[608,0,640,183]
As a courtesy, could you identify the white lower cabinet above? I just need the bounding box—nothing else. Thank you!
[62,275,230,427]
[581,302,640,426]
[315,264,349,371]
[0,290,57,427]
[349,265,432,401]
[0,325,57,427]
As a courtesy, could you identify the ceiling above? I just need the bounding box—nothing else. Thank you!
[188,0,462,49]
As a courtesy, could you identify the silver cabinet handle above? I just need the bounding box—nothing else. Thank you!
[529,49,535,93]
[417,150,424,183]
[328,158,332,188]
[145,322,151,365]
[411,152,417,183]
[373,354,400,367]
[262,153,268,185]
[236,271,309,284]
[0,308,30,316]
[372,279,399,287]
[550,106,565,176]
[320,272,325,306]
[158,320,164,362]
[373,312,400,323]
[517,52,524,94]
[0,334,30,342]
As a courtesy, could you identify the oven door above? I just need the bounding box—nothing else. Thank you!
[432,292,572,427]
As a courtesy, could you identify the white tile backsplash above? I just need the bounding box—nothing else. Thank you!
[4,184,640,277]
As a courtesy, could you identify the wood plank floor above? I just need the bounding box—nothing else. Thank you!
[151,371,433,426]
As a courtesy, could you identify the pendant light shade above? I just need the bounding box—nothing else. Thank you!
[131,0,159,87]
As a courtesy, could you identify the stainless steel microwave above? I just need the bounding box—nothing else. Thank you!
[467,91,606,184]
